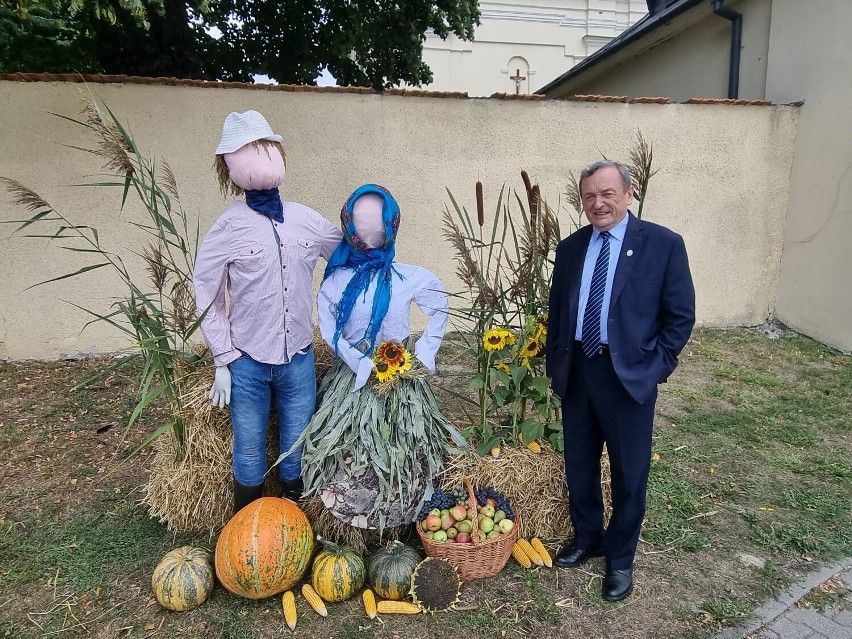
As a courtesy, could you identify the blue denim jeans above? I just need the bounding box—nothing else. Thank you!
[227,347,316,485]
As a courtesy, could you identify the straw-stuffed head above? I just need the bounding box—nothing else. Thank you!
[213,110,287,197]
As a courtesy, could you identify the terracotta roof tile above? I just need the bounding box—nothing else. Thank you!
[630,96,672,104]
[685,97,773,106]
[563,94,629,103]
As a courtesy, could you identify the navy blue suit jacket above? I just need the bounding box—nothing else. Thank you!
[546,213,696,404]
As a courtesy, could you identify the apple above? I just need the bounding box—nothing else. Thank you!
[456,520,472,534]
[429,508,441,517]
[497,518,514,533]
[425,530,435,539]
[454,533,471,544]
[440,514,456,530]
[486,497,497,507]
[440,509,449,518]
[446,527,458,540]
[480,504,496,518]
[493,510,506,523]
[450,505,467,521]
[486,530,500,539]
[432,530,448,542]
[479,517,494,534]
[424,514,442,532]
[466,507,477,520]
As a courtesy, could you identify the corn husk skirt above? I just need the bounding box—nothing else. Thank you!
[291,360,466,531]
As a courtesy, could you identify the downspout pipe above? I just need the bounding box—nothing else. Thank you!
[712,0,743,99]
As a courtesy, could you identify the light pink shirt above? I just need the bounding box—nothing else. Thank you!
[194,200,343,366]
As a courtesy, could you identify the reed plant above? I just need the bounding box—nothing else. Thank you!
[1,91,203,459]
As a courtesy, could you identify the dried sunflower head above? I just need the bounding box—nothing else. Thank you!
[410,557,460,613]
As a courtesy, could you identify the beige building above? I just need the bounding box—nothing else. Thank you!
[538,0,852,353]
[420,0,647,96]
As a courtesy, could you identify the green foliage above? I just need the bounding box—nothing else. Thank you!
[2,0,479,90]
[1,92,204,458]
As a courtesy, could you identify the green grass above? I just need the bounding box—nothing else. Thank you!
[1,503,169,591]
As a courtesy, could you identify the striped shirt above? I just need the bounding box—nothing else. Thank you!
[194,200,342,366]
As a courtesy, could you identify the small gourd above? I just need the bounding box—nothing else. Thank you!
[151,546,214,612]
[367,540,421,600]
[311,538,366,602]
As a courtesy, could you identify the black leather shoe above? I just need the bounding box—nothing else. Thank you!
[233,479,264,514]
[553,542,604,568]
[602,568,633,601]
[281,477,304,502]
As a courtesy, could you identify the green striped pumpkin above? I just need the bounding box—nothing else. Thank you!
[152,546,214,612]
[311,539,365,602]
[367,541,421,600]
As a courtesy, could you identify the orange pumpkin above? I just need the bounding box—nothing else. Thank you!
[215,497,314,599]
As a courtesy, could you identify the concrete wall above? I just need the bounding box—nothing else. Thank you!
[768,0,852,352]
[0,79,797,359]
[553,0,774,101]
[421,0,647,96]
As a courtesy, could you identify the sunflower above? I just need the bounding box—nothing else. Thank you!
[494,362,510,373]
[520,338,543,359]
[376,340,406,366]
[483,328,514,352]
[533,322,547,344]
[374,359,397,382]
[396,348,413,374]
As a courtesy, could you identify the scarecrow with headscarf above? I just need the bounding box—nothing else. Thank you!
[193,110,342,514]
[280,184,466,530]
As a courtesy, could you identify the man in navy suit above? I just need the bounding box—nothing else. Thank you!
[546,160,695,601]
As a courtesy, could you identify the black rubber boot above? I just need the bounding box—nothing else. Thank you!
[281,477,304,502]
[233,479,264,514]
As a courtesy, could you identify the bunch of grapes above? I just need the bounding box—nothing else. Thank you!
[474,487,515,520]
[417,488,457,519]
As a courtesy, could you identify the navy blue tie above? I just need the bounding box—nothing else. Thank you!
[582,232,611,358]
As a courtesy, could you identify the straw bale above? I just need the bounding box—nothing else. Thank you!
[439,442,612,540]
[144,329,331,533]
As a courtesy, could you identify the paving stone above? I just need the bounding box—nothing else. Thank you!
[839,570,852,591]
[768,616,814,638]
[786,608,849,638]
[828,610,852,627]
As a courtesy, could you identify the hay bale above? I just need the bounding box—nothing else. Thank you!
[144,330,331,533]
[439,442,612,540]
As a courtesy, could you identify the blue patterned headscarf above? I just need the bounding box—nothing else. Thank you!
[324,184,402,355]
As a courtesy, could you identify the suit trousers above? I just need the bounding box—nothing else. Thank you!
[561,346,656,570]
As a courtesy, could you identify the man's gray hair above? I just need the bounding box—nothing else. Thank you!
[579,160,631,192]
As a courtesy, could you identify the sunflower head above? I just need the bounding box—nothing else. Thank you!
[374,359,397,382]
[520,339,543,359]
[397,349,413,374]
[377,340,405,366]
[483,328,514,352]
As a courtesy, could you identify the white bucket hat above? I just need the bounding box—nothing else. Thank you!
[215,110,283,155]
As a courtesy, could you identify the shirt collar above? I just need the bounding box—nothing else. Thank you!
[591,212,630,244]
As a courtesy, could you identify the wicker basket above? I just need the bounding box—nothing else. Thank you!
[416,479,520,580]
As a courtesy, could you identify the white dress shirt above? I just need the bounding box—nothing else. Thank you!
[318,263,449,391]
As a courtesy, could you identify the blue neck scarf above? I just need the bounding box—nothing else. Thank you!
[245,188,284,223]
[325,184,402,355]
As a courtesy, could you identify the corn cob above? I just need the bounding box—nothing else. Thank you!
[282,590,297,630]
[362,588,377,619]
[530,538,553,568]
[377,600,422,614]
[490,445,501,458]
[517,538,544,566]
[512,541,532,568]
[526,440,542,453]
[301,583,328,617]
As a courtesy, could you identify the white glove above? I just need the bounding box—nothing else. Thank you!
[210,365,232,408]
[353,357,375,392]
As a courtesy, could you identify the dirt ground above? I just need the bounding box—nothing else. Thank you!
[1,327,850,639]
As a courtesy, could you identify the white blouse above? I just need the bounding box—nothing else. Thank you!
[317,263,449,391]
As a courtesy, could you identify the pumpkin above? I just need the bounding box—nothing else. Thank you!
[311,539,366,602]
[215,497,314,599]
[367,540,421,600]
[151,546,214,612]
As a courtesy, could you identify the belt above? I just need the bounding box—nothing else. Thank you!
[575,340,609,356]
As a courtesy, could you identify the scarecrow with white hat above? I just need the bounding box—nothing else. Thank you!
[193,110,342,513]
